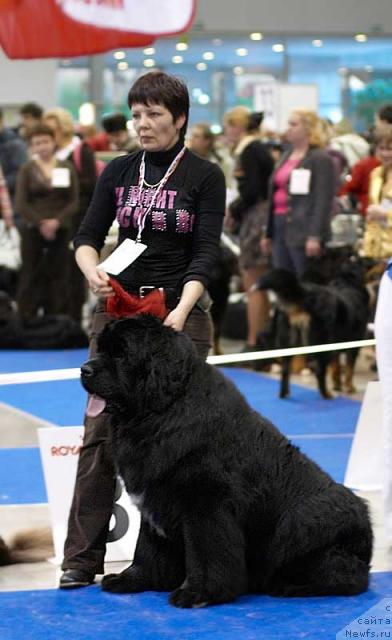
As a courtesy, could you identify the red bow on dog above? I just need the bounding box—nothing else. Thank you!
[105,278,168,320]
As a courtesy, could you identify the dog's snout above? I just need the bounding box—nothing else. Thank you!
[81,363,95,377]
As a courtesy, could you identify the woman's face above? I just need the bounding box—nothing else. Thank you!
[189,126,210,157]
[285,113,309,146]
[30,134,56,161]
[377,142,392,169]
[224,121,246,147]
[131,103,185,152]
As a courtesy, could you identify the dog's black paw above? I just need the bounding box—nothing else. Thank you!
[169,586,211,608]
[101,566,149,593]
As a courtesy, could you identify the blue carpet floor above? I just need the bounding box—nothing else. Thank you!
[0,349,88,374]
[1,572,391,640]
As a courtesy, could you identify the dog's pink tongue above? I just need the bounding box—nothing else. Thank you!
[86,394,106,418]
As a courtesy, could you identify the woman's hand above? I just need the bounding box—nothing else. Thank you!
[366,205,388,223]
[163,307,188,332]
[86,268,114,298]
[305,237,321,257]
[260,237,272,255]
[40,218,60,241]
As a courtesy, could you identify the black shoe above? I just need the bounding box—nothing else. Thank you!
[59,569,95,589]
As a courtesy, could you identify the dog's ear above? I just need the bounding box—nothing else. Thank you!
[139,328,196,412]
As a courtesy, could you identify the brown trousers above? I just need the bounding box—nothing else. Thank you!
[17,226,70,317]
[62,303,213,573]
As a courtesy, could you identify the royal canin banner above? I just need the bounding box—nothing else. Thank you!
[0,0,196,59]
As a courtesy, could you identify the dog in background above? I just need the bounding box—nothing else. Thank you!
[80,315,372,607]
[257,261,369,398]
[0,527,53,566]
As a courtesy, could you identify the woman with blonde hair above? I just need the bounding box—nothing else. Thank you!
[261,109,335,275]
[224,106,274,350]
[363,131,392,259]
[43,107,98,324]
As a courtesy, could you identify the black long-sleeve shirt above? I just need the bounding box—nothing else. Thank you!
[230,139,274,223]
[74,140,226,291]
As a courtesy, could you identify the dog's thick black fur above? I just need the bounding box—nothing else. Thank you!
[258,263,370,398]
[81,315,372,608]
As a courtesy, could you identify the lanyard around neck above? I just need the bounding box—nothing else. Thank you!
[135,146,186,242]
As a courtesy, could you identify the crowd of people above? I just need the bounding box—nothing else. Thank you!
[1,93,390,341]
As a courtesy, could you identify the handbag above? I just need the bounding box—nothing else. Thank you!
[0,221,21,270]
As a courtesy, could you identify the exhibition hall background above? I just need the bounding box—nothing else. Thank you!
[2,0,392,131]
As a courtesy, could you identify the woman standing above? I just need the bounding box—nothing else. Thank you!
[43,108,98,324]
[363,131,392,259]
[224,107,274,350]
[15,124,78,316]
[59,72,225,589]
[261,109,335,275]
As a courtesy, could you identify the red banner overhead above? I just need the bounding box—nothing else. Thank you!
[0,0,196,59]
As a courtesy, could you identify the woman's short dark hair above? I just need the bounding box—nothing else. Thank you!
[27,123,56,142]
[20,102,43,119]
[128,71,189,140]
[102,112,127,133]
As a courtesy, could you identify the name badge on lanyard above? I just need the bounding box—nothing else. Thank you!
[289,168,311,195]
[98,239,147,275]
[52,167,71,188]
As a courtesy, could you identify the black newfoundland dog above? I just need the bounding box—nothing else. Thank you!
[81,315,372,608]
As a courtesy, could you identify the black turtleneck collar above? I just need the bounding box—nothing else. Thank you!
[145,138,185,167]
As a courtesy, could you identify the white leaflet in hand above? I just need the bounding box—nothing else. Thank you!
[52,168,71,188]
[97,239,147,275]
[289,168,311,195]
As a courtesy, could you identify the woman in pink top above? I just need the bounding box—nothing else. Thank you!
[261,110,335,275]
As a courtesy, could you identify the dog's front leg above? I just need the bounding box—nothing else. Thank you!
[169,506,247,608]
[102,518,185,594]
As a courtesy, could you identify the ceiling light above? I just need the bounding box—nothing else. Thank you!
[117,61,129,70]
[312,39,323,47]
[172,55,183,64]
[196,62,207,71]
[114,51,126,60]
[212,38,223,46]
[354,34,368,42]
[211,124,222,134]
[176,42,188,51]
[236,48,248,56]
[143,47,155,55]
[143,58,155,68]
[250,32,263,41]
[233,66,244,75]
[272,43,285,52]
[198,94,210,105]
[203,51,214,60]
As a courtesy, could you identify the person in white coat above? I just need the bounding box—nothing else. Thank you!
[375,261,392,542]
